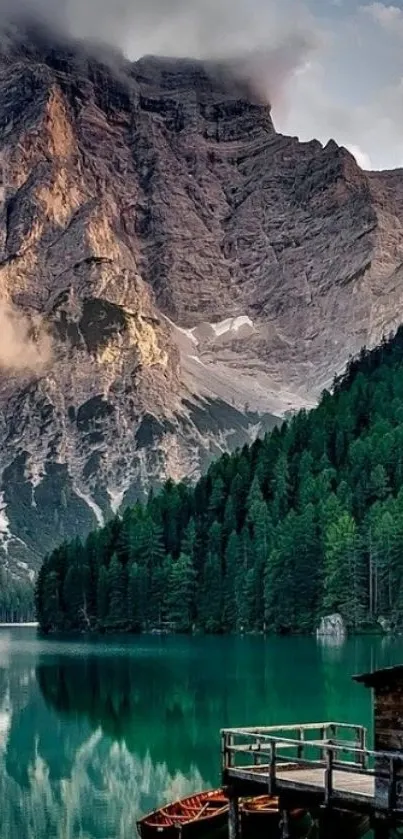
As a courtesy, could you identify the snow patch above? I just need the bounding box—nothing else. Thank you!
[209,315,254,337]
[74,487,105,528]
[25,456,44,490]
[0,493,12,555]
[176,324,198,345]
[168,314,254,349]
[107,487,126,515]
[0,706,10,754]
[0,494,10,537]
[16,561,29,572]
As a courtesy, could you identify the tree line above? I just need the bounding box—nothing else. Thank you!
[36,327,403,635]
[0,569,35,622]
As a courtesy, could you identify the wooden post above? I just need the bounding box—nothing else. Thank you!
[221,731,227,774]
[228,793,240,839]
[228,733,235,769]
[269,740,277,795]
[388,756,397,812]
[321,726,327,763]
[280,809,290,839]
[359,726,367,770]
[297,727,305,761]
[325,746,333,805]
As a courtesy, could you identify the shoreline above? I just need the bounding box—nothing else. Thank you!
[0,622,38,628]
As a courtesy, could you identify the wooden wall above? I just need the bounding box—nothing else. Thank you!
[374,682,403,810]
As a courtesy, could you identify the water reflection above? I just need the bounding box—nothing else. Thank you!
[1,632,403,839]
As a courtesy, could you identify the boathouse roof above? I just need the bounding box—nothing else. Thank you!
[353,664,403,687]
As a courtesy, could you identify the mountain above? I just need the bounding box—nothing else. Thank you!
[36,328,403,635]
[2,24,403,571]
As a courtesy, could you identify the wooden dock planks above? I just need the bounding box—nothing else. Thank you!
[226,765,374,802]
[276,767,375,798]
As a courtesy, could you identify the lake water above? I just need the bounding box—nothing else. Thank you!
[1,629,403,839]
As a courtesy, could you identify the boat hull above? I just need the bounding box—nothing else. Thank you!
[138,816,228,839]
[137,790,229,839]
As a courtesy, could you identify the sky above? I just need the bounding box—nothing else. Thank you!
[3,0,403,170]
[272,0,403,170]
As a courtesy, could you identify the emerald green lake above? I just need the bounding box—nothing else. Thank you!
[1,629,403,839]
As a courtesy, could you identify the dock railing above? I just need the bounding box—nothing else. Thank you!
[222,722,368,770]
[221,722,403,812]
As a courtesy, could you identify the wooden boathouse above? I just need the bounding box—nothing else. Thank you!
[221,664,403,838]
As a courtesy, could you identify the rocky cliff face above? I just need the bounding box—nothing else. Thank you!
[1,25,403,571]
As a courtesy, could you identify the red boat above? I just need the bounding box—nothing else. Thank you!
[240,796,312,839]
[137,791,314,839]
[137,790,229,839]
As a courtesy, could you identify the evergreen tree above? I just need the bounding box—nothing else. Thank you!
[107,553,128,624]
[324,513,365,628]
[208,477,225,519]
[127,562,146,630]
[181,518,197,562]
[265,515,296,632]
[137,516,165,626]
[222,531,239,631]
[40,570,60,632]
[165,553,196,631]
[199,553,222,633]
[222,496,236,541]
[97,566,109,625]
[293,505,321,630]
[247,499,273,629]
[271,453,290,520]
[63,562,91,629]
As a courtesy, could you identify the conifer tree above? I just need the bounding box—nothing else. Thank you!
[97,566,109,625]
[63,562,91,629]
[107,553,128,624]
[324,513,365,627]
[137,516,165,625]
[199,553,222,633]
[222,531,239,631]
[127,562,146,630]
[165,553,196,631]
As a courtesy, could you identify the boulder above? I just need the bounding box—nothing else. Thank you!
[378,616,393,634]
[316,614,347,639]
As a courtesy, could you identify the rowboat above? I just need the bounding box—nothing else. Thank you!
[137,790,229,839]
[240,796,312,839]
[137,791,314,839]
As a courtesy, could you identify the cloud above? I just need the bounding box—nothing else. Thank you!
[0,0,316,61]
[363,2,403,34]
[345,144,373,170]
[0,0,320,111]
[0,302,52,374]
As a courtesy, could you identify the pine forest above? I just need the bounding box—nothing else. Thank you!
[36,328,403,635]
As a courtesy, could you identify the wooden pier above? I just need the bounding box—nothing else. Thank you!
[222,722,377,809]
[221,665,403,838]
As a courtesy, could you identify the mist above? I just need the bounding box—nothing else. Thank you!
[0,302,52,374]
[0,0,318,110]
